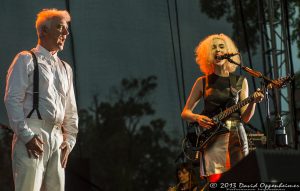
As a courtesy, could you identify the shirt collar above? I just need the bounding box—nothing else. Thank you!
[36,45,59,63]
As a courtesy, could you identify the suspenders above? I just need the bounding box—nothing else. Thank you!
[26,50,69,120]
[27,50,42,120]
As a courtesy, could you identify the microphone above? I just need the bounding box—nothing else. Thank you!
[215,53,240,60]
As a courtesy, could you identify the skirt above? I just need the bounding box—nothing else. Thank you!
[199,119,249,177]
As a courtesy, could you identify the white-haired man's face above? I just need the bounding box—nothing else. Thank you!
[41,17,69,52]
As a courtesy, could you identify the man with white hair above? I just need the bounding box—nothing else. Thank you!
[4,9,78,191]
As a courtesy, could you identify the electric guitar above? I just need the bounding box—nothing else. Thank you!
[182,76,292,161]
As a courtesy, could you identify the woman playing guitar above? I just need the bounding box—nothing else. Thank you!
[181,33,264,183]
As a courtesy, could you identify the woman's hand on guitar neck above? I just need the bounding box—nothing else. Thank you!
[195,115,215,129]
[253,88,264,103]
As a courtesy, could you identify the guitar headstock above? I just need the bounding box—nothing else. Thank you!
[267,75,293,89]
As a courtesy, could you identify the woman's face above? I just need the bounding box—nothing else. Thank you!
[178,168,190,184]
[211,38,228,66]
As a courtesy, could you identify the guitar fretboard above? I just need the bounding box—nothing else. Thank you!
[214,95,255,122]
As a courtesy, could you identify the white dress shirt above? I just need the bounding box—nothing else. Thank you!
[4,45,78,149]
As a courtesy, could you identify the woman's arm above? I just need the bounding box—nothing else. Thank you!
[240,78,264,123]
[181,77,214,128]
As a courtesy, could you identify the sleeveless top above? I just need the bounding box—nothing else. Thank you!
[201,73,244,120]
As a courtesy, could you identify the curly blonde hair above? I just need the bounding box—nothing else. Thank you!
[195,33,240,75]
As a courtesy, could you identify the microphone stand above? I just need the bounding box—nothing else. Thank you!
[226,58,278,85]
[226,58,288,149]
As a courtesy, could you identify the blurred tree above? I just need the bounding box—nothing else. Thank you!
[291,1,300,58]
[76,76,179,191]
[199,0,299,56]
[0,125,14,191]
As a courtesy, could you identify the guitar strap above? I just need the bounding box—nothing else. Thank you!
[229,74,244,103]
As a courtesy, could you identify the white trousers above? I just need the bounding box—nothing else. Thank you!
[12,118,65,191]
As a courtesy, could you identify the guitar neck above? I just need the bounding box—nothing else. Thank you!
[210,76,290,123]
[214,95,255,121]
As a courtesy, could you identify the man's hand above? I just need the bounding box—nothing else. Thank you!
[25,134,44,158]
[60,141,71,168]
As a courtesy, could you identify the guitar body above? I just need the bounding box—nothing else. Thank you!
[187,122,229,150]
[183,122,229,162]
[184,101,242,162]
